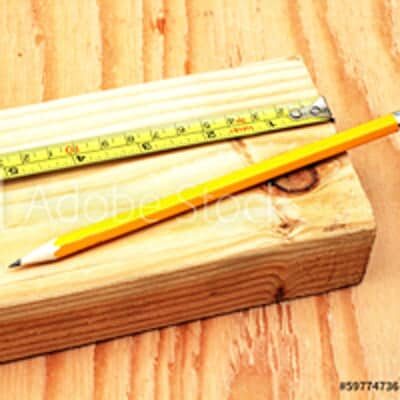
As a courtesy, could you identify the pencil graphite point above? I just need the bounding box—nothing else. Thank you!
[8,259,21,269]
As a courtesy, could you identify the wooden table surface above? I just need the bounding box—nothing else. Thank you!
[1,1,400,399]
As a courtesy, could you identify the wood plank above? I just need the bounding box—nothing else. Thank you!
[0,57,375,362]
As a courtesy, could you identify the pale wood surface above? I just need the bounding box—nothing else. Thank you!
[0,0,399,399]
[0,56,375,360]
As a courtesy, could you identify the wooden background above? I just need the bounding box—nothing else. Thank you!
[0,0,400,399]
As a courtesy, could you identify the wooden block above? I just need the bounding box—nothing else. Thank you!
[0,57,375,362]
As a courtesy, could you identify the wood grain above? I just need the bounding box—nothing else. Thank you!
[0,0,399,399]
[0,57,375,362]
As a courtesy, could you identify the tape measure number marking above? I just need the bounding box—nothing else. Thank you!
[0,96,332,180]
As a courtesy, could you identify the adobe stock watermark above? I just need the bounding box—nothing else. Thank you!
[19,180,280,232]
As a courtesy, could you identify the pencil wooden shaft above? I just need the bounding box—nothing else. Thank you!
[54,113,398,259]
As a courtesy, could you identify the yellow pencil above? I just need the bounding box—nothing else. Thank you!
[9,112,400,268]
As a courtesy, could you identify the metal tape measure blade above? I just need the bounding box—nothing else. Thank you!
[0,96,332,180]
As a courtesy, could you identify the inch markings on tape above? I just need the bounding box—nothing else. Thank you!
[0,96,332,181]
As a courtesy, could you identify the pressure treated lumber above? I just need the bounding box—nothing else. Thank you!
[0,57,375,363]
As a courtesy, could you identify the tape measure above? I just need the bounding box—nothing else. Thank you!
[0,96,332,181]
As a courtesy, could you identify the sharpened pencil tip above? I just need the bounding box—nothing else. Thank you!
[8,259,21,269]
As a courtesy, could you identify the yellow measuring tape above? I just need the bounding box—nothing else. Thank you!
[0,96,332,181]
